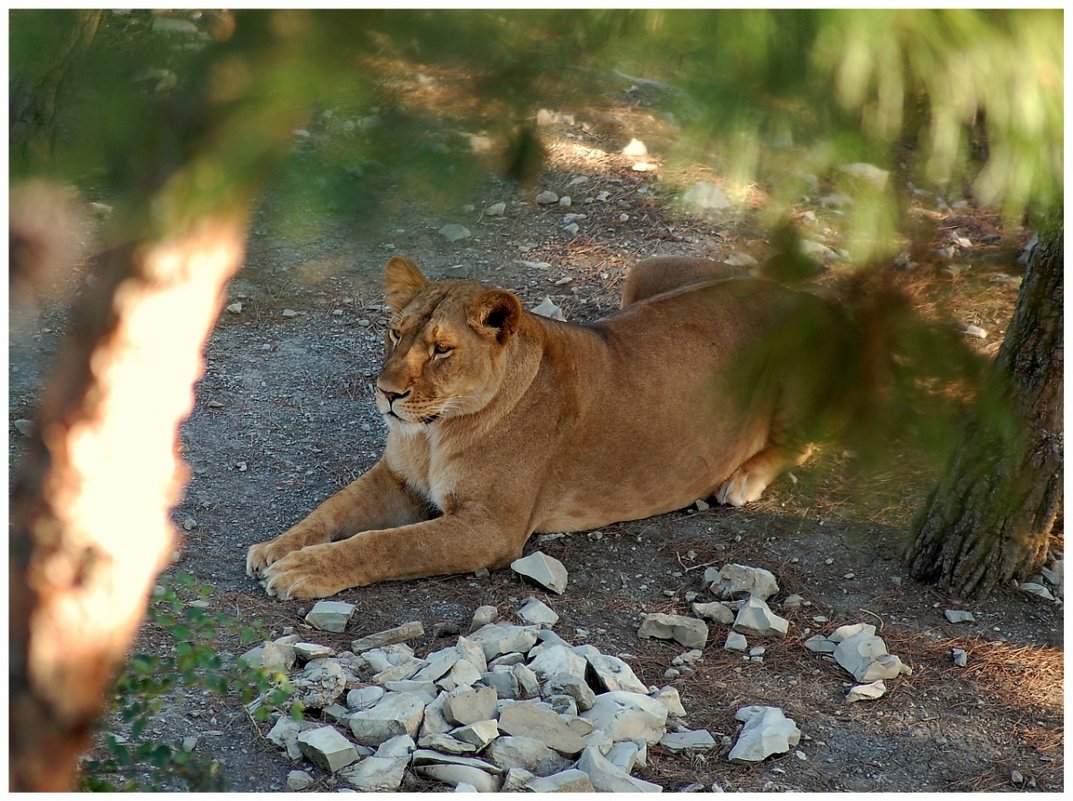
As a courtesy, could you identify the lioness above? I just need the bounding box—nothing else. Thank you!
[246,255,855,599]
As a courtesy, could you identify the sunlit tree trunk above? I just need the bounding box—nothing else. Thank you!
[905,217,1063,598]
[9,220,247,791]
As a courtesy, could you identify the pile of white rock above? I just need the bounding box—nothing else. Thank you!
[244,598,716,792]
[804,623,912,701]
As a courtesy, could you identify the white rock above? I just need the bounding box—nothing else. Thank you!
[962,324,988,339]
[833,632,912,682]
[511,663,541,698]
[652,686,686,718]
[297,726,360,772]
[486,735,571,776]
[558,196,573,208]
[692,601,735,625]
[471,605,499,630]
[417,763,501,792]
[709,564,780,600]
[266,715,313,759]
[638,612,708,648]
[606,740,647,772]
[681,181,731,212]
[1019,582,1056,600]
[383,680,437,704]
[410,750,502,771]
[799,239,840,261]
[622,138,648,157]
[839,162,890,189]
[733,596,789,638]
[543,673,596,711]
[375,733,416,757]
[455,636,489,671]
[291,658,347,709]
[411,751,503,790]
[452,719,500,749]
[152,16,199,34]
[528,644,587,681]
[438,658,483,691]
[485,202,506,216]
[470,622,541,661]
[481,669,519,699]
[581,691,669,745]
[438,224,471,243]
[944,609,976,624]
[454,782,478,793]
[511,551,568,594]
[293,642,334,662]
[412,651,458,683]
[498,701,587,756]
[723,252,758,268]
[518,597,559,627]
[530,296,566,322]
[952,648,968,667]
[525,768,595,792]
[304,600,355,633]
[260,641,297,672]
[819,192,854,208]
[418,733,476,755]
[350,621,424,652]
[660,728,717,752]
[348,692,426,746]
[286,770,313,790]
[282,308,299,318]
[226,302,243,314]
[828,623,876,643]
[576,745,662,792]
[536,191,559,205]
[803,635,836,654]
[417,693,453,740]
[724,632,748,652]
[346,685,385,711]
[578,647,649,694]
[442,685,498,726]
[502,767,537,791]
[728,706,801,763]
[846,680,887,702]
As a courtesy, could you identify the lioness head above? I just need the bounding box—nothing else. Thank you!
[375,256,523,430]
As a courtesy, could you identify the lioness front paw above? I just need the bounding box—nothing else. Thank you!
[716,471,766,507]
[260,544,353,600]
[245,538,292,578]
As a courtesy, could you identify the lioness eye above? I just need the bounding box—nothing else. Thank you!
[388,329,400,345]
[433,343,453,356]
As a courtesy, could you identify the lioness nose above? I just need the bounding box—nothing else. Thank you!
[378,387,410,404]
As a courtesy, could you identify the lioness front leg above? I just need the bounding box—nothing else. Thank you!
[260,514,526,600]
[245,460,429,578]
[716,443,814,507]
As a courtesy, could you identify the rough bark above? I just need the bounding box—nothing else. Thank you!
[10,10,103,170]
[9,220,247,791]
[905,219,1063,597]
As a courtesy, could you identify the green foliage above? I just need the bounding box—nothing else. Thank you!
[78,574,295,792]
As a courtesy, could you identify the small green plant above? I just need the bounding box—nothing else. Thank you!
[79,573,295,791]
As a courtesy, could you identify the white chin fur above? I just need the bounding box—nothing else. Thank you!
[384,416,426,437]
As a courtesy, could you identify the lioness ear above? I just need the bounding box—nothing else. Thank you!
[473,289,522,345]
[384,256,429,312]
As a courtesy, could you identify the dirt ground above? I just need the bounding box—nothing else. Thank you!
[9,61,1062,794]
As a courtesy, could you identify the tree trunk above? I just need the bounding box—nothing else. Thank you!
[9,10,103,171]
[905,217,1063,598]
[9,219,247,791]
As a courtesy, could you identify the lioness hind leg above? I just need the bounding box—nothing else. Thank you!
[716,443,813,507]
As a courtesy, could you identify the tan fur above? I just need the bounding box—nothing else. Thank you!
[246,255,855,599]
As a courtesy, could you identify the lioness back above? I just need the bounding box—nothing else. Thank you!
[523,272,852,532]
